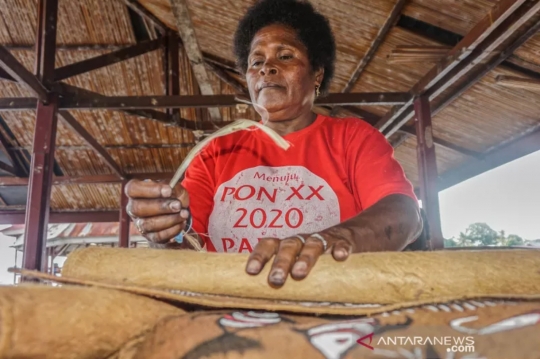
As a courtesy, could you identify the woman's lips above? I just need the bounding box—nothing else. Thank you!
[258,82,284,91]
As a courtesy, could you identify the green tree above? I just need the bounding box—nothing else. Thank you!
[503,234,524,247]
[444,238,458,247]
[449,223,526,247]
[457,223,499,247]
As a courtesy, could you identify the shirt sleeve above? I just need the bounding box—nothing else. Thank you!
[180,145,216,246]
[347,124,417,210]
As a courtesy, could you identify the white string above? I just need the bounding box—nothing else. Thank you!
[166,102,290,252]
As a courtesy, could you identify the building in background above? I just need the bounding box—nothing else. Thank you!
[1,223,146,284]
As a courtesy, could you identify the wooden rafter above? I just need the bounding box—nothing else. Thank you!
[342,0,408,94]
[54,37,166,81]
[0,67,15,82]
[118,0,167,33]
[0,92,410,111]
[330,0,408,116]
[397,14,540,80]
[338,106,482,158]
[0,45,49,101]
[58,111,125,179]
[420,16,540,138]
[398,125,482,159]
[205,61,247,95]
[169,0,222,123]
[0,161,17,176]
[54,83,197,130]
[495,75,540,90]
[376,0,537,136]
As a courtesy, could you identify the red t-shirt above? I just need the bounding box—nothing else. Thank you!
[182,114,416,253]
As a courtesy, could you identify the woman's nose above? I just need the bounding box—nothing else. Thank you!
[259,61,278,76]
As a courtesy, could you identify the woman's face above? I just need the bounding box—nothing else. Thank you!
[245,24,323,122]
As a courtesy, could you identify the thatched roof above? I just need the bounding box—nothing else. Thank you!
[0,0,539,212]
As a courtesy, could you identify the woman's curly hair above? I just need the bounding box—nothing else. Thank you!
[233,0,336,95]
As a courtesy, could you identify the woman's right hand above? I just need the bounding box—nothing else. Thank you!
[125,179,191,245]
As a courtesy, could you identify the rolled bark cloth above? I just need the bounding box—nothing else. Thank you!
[0,284,184,359]
[61,247,540,304]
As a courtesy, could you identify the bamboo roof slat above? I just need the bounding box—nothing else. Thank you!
[402,0,499,36]
[50,183,121,210]
[513,32,540,68]
[430,66,540,153]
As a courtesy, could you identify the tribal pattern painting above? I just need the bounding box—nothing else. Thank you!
[113,300,540,359]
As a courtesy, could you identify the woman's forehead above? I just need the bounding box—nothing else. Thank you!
[250,24,305,52]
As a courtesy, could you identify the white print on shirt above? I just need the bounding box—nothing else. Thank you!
[207,166,341,253]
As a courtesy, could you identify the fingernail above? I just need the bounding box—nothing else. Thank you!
[180,209,189,219]
[335,249,349,260]
[170,201,181,211]
[161,186,172,198]
[246,261,261,274]
[292,261,307,275]
[269,269,284,285]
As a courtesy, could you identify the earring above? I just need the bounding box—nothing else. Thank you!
[315,85,320,98]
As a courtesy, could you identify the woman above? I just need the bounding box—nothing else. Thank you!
[125,0,423,287]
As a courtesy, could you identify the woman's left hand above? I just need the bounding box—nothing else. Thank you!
[245,228,355,287]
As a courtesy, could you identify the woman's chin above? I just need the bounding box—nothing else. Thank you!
[253,101,288,120]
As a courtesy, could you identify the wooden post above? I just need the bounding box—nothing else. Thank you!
[23,96,59,271]
[414,96,444,249]
[22,0,58,273]
[119,181,130,248]
[168,32,181,125]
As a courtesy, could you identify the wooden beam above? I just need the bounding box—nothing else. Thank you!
[437,128,540,192]
[7,142,194,152]
[341,0,408,94]
[0,98,38,111]
[0,67,15,82]
[205,61,247,95]
[119,181,130,247]
[339,106,381,124]
[0,172,175,186]
[0,161,17,176]
[338,106,483,157]
[389,131,409,148]
[0,210,120,224]
[0,46,49,101]
[376,0,534,135]
[169,0,222,123]
[54,83,197,130]
[54,38,165,81]
[495,75,540,90]
[4,43,240,75]
[22,0,59,274]
[118,0,167,33]
[167,32,182,125]
[321,92,410,106]
[398,125,483,158]
[428,16,540,128]
[0,92,407,111]
[203,52,239,74]
[414,96,443,249]
[59,111,125,179]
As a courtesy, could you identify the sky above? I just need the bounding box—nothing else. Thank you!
[1,150,539,284]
